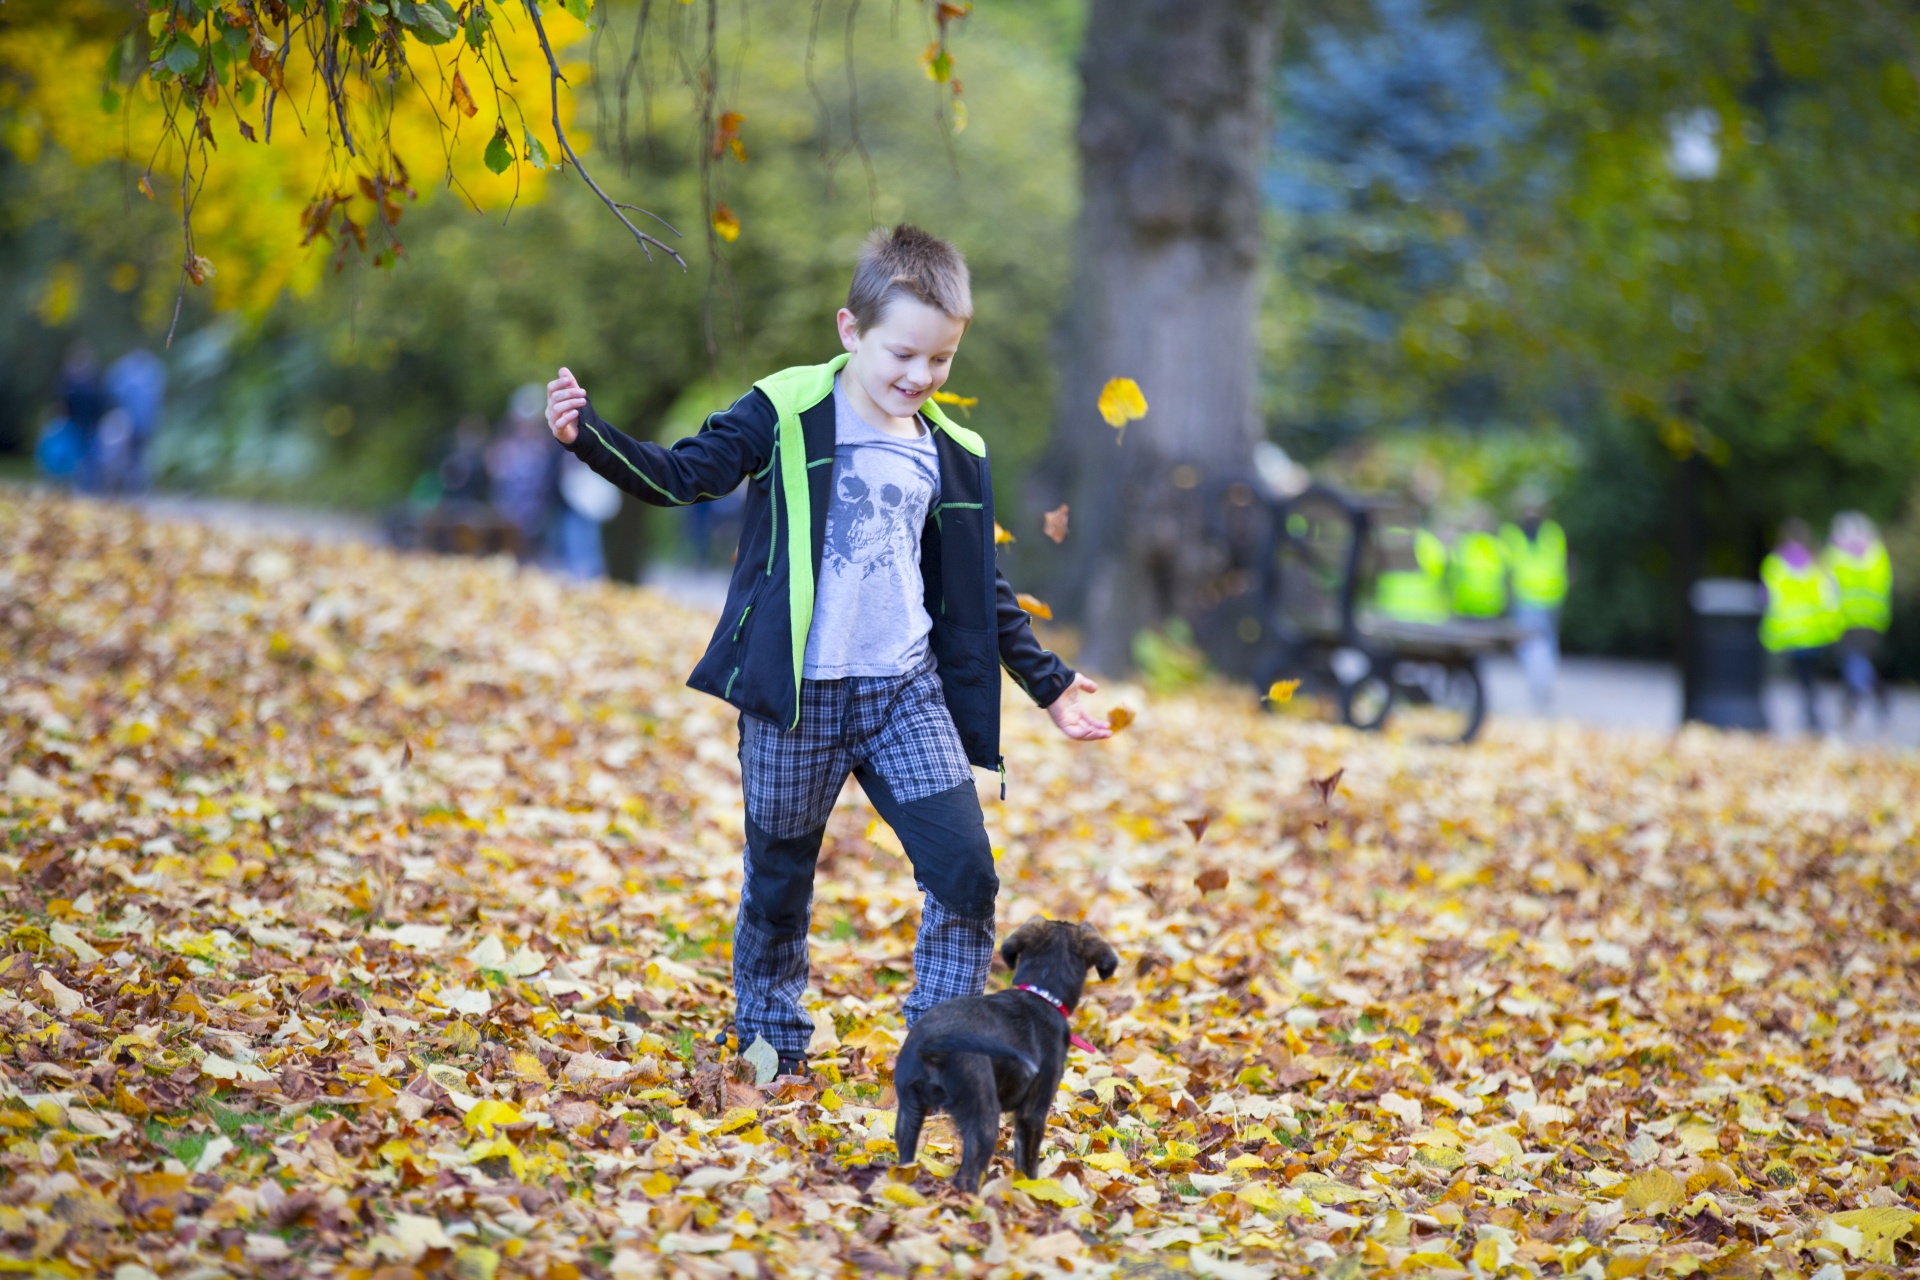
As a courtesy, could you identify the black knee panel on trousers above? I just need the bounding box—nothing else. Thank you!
[742,816,824,937]
[855,769,998,919]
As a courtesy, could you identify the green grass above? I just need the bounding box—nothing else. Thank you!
[829,916,857,942]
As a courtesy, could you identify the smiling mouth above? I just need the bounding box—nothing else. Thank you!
[893,385,929,401]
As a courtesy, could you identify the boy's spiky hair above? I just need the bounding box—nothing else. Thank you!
[846,224,973,332]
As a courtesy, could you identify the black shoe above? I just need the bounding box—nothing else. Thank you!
[776,1053,807,1078]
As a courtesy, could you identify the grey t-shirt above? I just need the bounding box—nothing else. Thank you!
[801,377,942,679]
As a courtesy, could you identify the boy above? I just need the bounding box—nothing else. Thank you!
[544,225,1109,1077]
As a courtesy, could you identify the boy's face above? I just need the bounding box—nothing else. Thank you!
[836,297,967,422]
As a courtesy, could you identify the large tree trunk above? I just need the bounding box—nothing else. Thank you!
[1037,0,1278,676]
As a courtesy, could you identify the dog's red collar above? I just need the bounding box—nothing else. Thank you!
[1013,983,1099,1053]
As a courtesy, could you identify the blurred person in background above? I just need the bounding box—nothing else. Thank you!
[556,452,622,581]
[488,384,559,562]
[438,414,493,510]
[1373,519,1451,624]
[1501,494,1569,711]
[57,342,108,493]
[101,347,167,495]
[1824,511,1892,728]
[1760,517,1843,733]
[1448,514,1509,621]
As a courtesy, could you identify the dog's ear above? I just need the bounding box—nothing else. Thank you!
[1001,916,1050,970]
[1077,925,1120,981]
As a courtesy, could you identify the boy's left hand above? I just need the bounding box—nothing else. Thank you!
[1047,673,1113,741]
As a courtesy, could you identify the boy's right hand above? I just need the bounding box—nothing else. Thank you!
[546,367,588,445]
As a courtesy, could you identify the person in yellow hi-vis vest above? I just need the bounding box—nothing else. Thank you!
[1501,505,1569,711]
[1760,518,1844,733]
[1373,525,1451,624]
[1449,525,1509,620]
[1824,511,1892,728]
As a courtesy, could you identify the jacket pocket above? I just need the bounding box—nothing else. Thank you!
[930,620,996,687]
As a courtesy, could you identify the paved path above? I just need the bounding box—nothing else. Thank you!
[106,490,1919,749]
[1482,654,1920,746]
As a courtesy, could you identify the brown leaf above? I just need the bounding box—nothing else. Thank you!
[1310,767,1345,804]
[449,69,477,118]
[1043,504,1070,543]
[1183,815,1211,843]
[1106,706,1135,732]
[1194,867,1228,893]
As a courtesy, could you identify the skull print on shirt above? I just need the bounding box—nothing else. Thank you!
[802,377,943,679]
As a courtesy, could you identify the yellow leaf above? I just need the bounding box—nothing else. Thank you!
[510,1052,551,1085]
[463,1099,523,1137]
[1402,1249,1467,1272]
[1290,1172,1376,1204]
[1618,1169,1684,1214]
[931,389,977,409]
[880,1183,926,1208]
[377,1139,422,1167]
[819,1089,843,1112]
[1234,1182,1284,1212]
[1012,1177,1079,1206]
[1106,706,1135,732]
[1266,679,1300,704]
[717,1106,759,1134]
[1097,376,1149,429]
[712,202,741,243]
[1225,1153,1269,1170]
[1829,1207,1918,1263]
[841,1023,901,1053]
[1084,1151,1132,1173]
[1015,592,1053,620]
[994,521,1015,545]
[641,1171,678,1196]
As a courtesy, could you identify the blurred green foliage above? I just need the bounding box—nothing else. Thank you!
[1270,0,1920,674]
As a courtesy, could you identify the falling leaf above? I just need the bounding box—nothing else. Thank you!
[1043,504,1069,543]
[712,111,747,162]
[449,70,477,118]
[931,389,977,411]
[994,520,1014,544]
[1193,867,1227,893]
[712,202,741,243]
[1097,376,1148,441]
[1184,815,1211,843]
[1106,706,1135,732]
[1266,679,1300,704]
[1310,767,1345,804]
[1015,593,1052,620]
[400,739,412,770]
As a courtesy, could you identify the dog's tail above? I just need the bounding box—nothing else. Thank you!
[914,1034,1037,1081]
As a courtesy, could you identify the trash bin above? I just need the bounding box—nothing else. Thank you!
[1684,578,1767,729]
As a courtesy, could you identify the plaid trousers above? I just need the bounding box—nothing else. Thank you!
[731,657,997,1056]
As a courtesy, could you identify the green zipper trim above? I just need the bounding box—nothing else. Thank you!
[731,605,754,641]
[723,667,740,698]
[765,437,780,577]
[808,457,834,468]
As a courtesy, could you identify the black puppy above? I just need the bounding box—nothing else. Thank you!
[892,918,1119,1192]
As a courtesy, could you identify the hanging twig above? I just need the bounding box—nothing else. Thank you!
[520,0,685,267]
